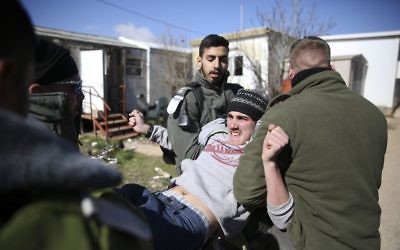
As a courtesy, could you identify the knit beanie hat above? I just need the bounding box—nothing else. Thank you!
[227,89,268,121]
[33,37,79,85]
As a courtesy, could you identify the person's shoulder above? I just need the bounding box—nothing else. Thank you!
[172,82,203,101]
[262,93,298,123]
[167,83,201,115]
[175,84,198,96]
[268,93,292,108]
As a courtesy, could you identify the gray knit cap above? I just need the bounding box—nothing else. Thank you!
[227,89,268,121]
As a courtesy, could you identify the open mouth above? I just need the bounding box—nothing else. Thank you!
[230,130,241,136]
[209,71,220,78]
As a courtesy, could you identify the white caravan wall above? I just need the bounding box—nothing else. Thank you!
[228,36,269,89]
[397,61,400,79]
[80,50,104,113]
[327,38,399,108]
[228,50,256,89]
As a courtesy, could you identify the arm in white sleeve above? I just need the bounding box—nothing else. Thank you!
[262,124,293,230]
[148,125,172,150]
[267,191,294,230]
[198,118,226,145]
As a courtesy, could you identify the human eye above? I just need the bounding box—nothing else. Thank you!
[206,56,215,62]
[238,116,249,121]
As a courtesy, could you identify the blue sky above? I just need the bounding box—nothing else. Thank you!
[21,0,400,44]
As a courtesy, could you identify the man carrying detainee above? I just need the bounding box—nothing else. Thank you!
[120,89,271,249]
[233,36,387,249]
[166,34,242,172]
[0,1,152,249]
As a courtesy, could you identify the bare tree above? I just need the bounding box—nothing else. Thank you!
[230,28,286,93]
[256,0,335,97]
[152,31,193,98]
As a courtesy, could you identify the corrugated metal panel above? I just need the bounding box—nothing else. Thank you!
[35,26,140,49]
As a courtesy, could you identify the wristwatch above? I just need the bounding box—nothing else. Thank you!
[145,124,154,138]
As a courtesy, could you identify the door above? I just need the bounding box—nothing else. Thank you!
[80,50,104,114]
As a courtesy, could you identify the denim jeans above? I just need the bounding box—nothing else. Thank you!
[116,184,207,250]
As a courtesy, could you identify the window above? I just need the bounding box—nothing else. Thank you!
[126,58,143,77]
[234,56,243,76]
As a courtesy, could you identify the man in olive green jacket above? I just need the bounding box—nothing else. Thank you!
[167,34,241,172]
[233,37,387,249]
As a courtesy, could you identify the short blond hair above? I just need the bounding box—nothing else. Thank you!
[289,37,331,72]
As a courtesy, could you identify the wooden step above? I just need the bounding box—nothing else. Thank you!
[107,113,125,119]
[82,112,137,140]
[81,113,126,121]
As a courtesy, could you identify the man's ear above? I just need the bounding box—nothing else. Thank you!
[196,55,202,67]
[28,83,43,94]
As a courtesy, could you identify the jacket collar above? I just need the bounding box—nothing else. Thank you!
[194,70,228,93]
[289,69,346,95]
[291,67,332,88]
[268,69,346,108]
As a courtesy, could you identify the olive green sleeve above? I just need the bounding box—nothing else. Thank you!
[233,103,290,208]
[233,116,270,208]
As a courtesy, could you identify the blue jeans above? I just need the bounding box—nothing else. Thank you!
[116,184,207,250]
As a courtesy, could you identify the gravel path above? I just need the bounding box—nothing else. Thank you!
[380,117,400,250]
[123,138,162,157]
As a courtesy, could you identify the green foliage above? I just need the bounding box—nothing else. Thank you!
[79,135,176,192]
[116,150,135,162]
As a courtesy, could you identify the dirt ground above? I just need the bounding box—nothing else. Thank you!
[379,117,400,250]
[129,117,400,249]
[124,137,163,157]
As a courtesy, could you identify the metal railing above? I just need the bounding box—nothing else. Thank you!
[82,86,111,139]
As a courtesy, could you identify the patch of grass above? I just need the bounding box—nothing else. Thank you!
[79,134,176,192]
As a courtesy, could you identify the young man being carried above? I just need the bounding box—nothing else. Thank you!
[119,89,273,249]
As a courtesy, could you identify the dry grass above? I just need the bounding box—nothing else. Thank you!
[79,134,176,192]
